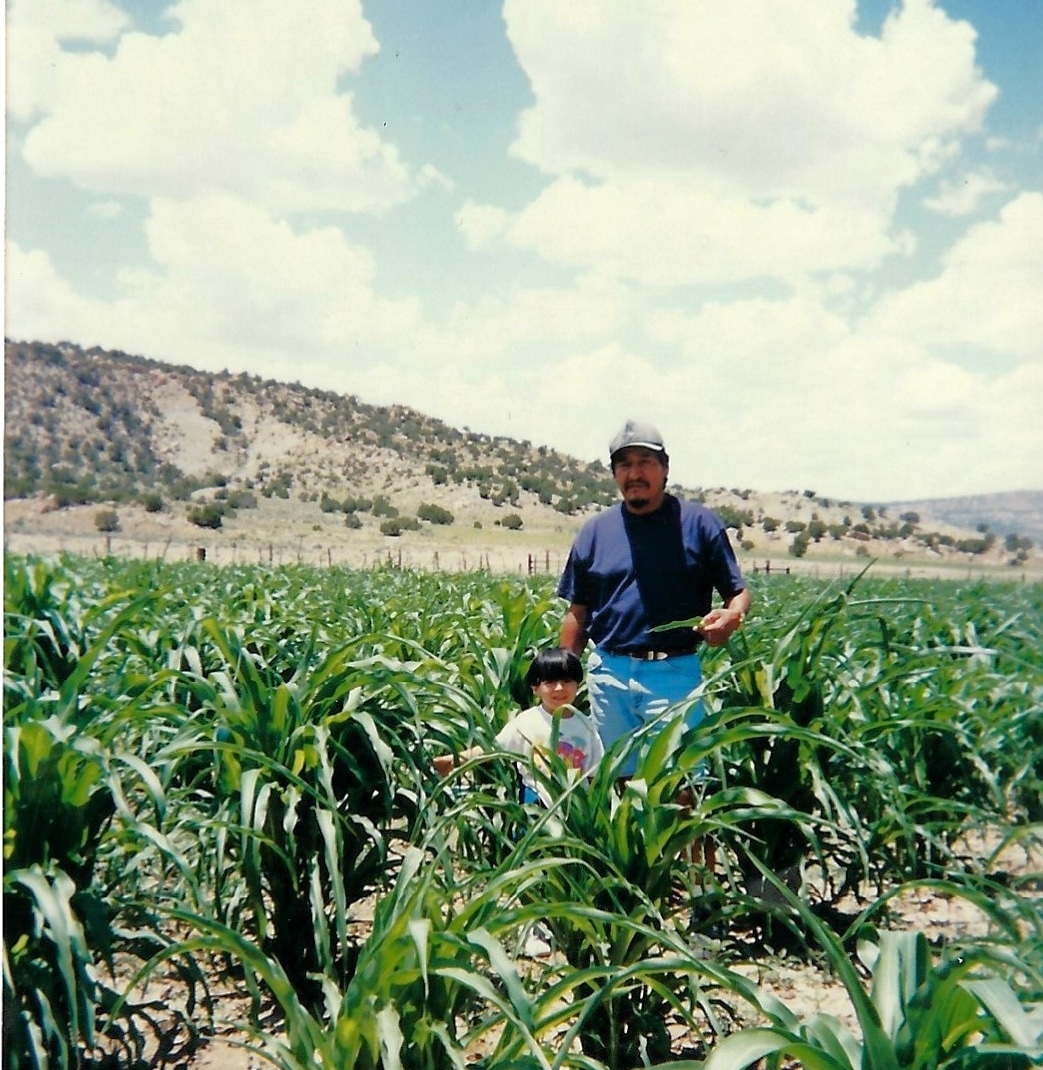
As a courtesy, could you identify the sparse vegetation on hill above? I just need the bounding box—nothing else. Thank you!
[4,339,1040,573]
[3,339,617,521]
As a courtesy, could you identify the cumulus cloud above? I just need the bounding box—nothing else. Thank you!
[12,0,422,213]
[924,170,1009,216]
[870,192,1043,359]
[86,200,125,220]
[492,0,996,286]
[5,0,1037,502]
[5,244,108,343]
[455,201,511,247]
[506,0,993,197]
[6,196,425,380]
[499,176,907,286]
[6,0,129,121]
[620,297,1040,499]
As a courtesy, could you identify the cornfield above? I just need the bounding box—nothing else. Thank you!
[4,552,1042,1069]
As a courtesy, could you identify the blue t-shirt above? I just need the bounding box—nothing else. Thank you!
[557,495,747,654]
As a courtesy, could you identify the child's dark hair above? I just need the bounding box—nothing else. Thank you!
[525,648,583,687]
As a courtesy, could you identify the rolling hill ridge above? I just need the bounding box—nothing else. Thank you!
[4,339,1040,574]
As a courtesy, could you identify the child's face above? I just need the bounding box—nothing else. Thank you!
[533,677,579,713]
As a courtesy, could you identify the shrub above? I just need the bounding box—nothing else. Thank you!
[380,517,419,537]
[789,531,810,557]
[187,502,225,529]
[227,490,257,509]
[93,509,119,533]
[417,503,454,526]
[501,513,523,530]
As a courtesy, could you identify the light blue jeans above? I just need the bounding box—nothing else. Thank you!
[587,648,704,777]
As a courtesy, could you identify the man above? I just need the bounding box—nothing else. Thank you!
[558,419,751,778]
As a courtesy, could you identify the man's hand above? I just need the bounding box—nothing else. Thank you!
[698,606,746,646]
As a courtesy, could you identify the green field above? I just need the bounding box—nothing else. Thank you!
[4,553,1042,1068]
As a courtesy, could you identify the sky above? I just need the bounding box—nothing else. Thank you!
[5,0,1042,503]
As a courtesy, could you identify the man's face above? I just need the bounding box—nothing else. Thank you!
[612,447,668,513]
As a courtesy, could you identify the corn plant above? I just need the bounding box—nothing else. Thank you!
[158,622,407,1008]
[4,553,1041,1067]
[480,716,733,1066]
[4,589,145,1069]
[699,870,1043,1069]
[704,572,1043,903]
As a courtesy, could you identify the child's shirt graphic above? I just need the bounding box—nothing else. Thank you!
[496,704,604,807]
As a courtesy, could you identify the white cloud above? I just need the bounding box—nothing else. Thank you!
[924,170,1008,216]
[5,0,1037,503]
[6,0,129,121]
[494,0,996,287]
[499,176,905,286]
[5,244,107,343]
[455,201,510,247]
[86,200,125,220]
[6,196,425,381]
[14,0,418,214]
[506,0,994,196]
[442,274,633,351]
[870,192,1043,360]
[577,293,1042,500]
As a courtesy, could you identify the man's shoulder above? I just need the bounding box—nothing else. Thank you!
[673,495,725,525]
[574,502,623,537]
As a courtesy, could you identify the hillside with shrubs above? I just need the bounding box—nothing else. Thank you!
[4,339,1040,573]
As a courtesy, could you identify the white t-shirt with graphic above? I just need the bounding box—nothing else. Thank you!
[495,704,604,806]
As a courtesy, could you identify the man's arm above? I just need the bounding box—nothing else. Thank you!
[560,603,590,656]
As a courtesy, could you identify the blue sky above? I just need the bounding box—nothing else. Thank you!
[6,0,1042,501]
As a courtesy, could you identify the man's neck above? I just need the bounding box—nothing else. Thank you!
[623,492,668,516]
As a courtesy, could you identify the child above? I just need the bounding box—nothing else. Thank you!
[433,647,604,805]
[433,648,604,957]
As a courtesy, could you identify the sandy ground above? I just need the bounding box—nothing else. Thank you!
[88,832,1040,1069]
[6,493,1038,584]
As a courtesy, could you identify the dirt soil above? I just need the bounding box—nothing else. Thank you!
[90,831,1041,1069]
[7,492,1038,584]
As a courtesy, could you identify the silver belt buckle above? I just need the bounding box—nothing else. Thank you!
[647,650,668,661]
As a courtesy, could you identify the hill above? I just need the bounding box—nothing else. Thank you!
[882,491,1043,547]
[4,339,1040,577]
